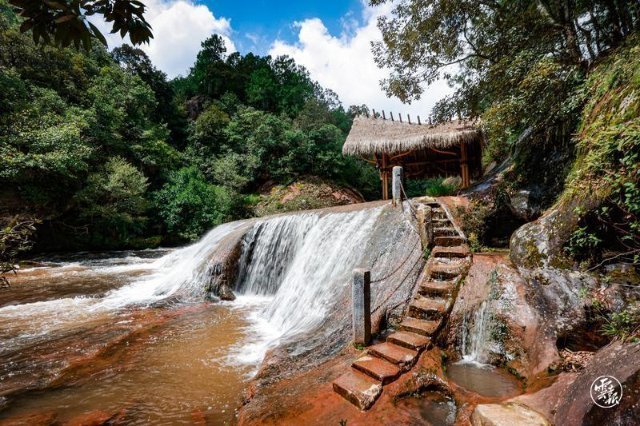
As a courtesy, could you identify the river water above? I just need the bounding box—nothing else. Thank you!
[0,207,388,424]
[0,249,267,424]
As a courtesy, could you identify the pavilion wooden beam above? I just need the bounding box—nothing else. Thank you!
[381,153,390,200]
[460,143,470,188]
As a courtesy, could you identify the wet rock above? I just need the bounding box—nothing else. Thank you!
[471,402,549,426]
[204,224,253,300]
[445,254,550,377]
[218,283,236,301]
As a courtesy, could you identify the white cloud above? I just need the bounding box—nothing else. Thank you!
[269,3,453,118]
[94,0,235,78]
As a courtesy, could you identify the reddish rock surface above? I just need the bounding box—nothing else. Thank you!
[238,348,448,425]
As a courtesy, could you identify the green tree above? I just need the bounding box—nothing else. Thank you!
[112,44,188,146]
[74,157,149,245]
[153,167,236,241]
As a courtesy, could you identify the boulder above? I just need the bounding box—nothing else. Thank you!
[471,402,549,426]
[554,341,640,425]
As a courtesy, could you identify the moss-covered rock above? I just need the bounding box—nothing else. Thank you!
[511,37,640,269]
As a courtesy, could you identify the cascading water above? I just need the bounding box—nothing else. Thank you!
[230,208,383,364]
[1,203,420,422]
[460,301,491,364]
[0,221,245,352]
[235,214,318,296]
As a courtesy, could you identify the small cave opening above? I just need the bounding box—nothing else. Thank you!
[484,207,527,248]
[556,315,612,352]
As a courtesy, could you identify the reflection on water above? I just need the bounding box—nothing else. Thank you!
[446,362,522,398]
[0,250,265,425]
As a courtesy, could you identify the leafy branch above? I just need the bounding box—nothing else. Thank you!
[0,216,39,287]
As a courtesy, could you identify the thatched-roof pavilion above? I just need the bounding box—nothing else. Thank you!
[343,116,484,199]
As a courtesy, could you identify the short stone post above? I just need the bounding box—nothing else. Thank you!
[416,205,434,248]
[392,166,403,207]
[352,269,371,346]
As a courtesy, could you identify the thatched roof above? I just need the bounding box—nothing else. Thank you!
[342,116,483,156]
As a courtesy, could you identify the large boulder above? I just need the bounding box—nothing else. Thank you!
[554,341,640,425]
[472,402,549,426]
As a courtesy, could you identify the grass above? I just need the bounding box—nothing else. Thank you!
[404,177,458,198]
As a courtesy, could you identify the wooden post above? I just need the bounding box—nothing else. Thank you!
[382,110,386,120]
[417,115,421,125]
[392,166,403,207]
[407,114,411,124]
[381,154,389,200]
[352,269,371,346]
[372,108,376,118]
[460,143,470,188]
[390,112,394,121]
[399,114,403,123]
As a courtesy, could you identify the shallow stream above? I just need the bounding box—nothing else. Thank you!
[0,250,265,424]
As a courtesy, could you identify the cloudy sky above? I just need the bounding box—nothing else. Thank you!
[99,0,453,116]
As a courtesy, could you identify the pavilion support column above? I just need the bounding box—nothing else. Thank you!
[460,144,470,188]
[381,154,390,200]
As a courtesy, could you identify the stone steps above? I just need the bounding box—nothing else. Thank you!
[386,331,431,351]
[352,355,401,384]
[409,296,448,319]
[333,370,383,410]
[367,342,418,369]
[433,227,457,237]
[333,199,470,410]
[418,279,457,297]
[399,317,441,336]
[432,245,470,259]
[429,263,465,280]
[434,235,465,247]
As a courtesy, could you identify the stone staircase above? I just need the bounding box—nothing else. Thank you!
[332,201,471,410]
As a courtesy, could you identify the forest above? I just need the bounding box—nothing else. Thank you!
[0,0,380,255]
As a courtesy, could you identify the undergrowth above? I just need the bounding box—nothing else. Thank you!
[562,37,640,269]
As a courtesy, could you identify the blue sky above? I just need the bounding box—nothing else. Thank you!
[207,0,365,54]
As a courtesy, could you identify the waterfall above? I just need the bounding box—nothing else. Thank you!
[235,208,382,337]
[460,301,491,364]
[99,221,246,307]
[1,206,386,368]
[235,214,318,296]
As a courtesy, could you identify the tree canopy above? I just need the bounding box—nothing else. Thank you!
[0,4,378,251]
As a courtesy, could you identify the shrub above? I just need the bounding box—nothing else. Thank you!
[405,177,457,198]
[457,201,492,251]
[601,307,640,340]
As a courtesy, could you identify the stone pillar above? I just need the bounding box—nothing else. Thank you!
[392,166,403,207]
[417,205,433,248]
[352,269,371,346]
